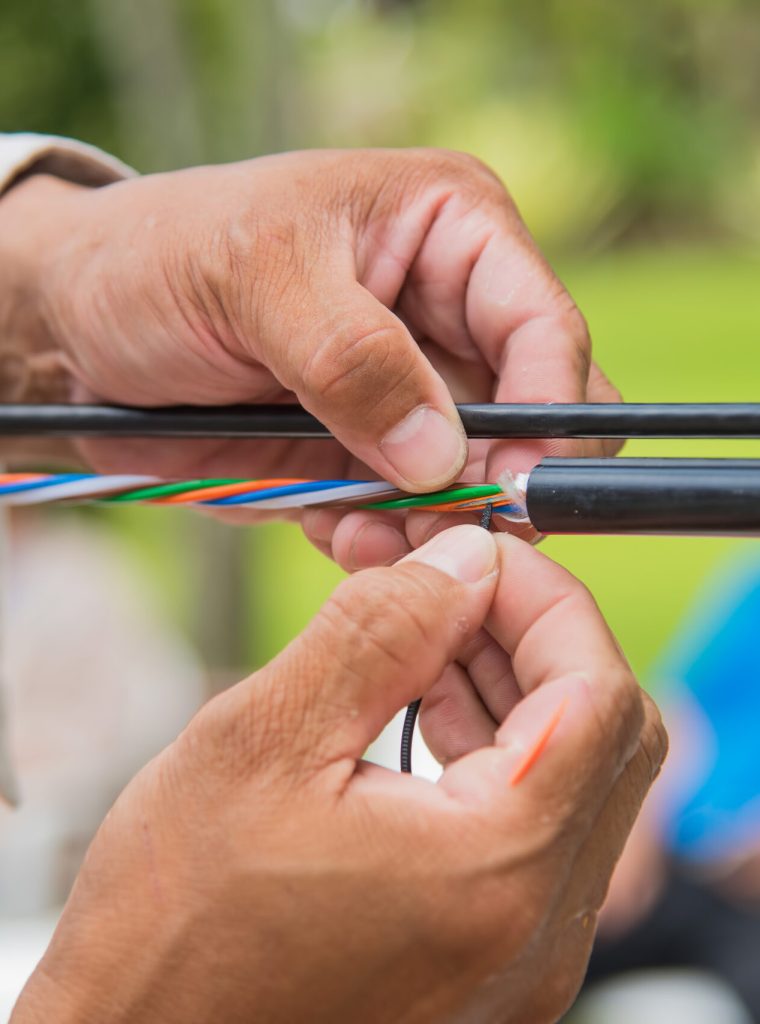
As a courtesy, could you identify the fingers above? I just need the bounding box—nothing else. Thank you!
[484,535,645,803]
[485,536,633,713]
[419,663,498,765]
[439,537,662,846]
[404,508,538,551]
[306,508,411,572]
[438,187,593,478]
[440,668,663,870]
[453,628,520,721]
[420,629,520,764]
[484,314,594,479]
[394,156,595,478]
[231,525,500,771]
[265,275,468,493]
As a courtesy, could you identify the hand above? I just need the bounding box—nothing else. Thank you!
[12,527,665,1024]
[0,149,618,556]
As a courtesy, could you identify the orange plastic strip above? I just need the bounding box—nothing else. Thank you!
[509,699,568,785]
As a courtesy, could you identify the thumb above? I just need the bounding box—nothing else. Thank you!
[250,524,498,770]
[264,277,468,492]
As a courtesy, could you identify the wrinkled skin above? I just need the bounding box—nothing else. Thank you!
[0,147,619,568]
[1,148,660,1023]
[12,529,666,1024]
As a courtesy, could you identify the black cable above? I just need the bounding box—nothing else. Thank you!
[526,458,760,535]
[400,699,422,775]
[479,502,494,531]
[400,502,495,774]
[3,402,760,439]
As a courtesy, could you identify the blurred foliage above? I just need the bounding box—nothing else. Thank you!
[2,0,760,247]
[297,0,760,247]
[0,2,117,151]
[2,0,759,678]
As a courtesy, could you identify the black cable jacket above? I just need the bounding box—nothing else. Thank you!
[527,458,760,535]
[3,403,760,439]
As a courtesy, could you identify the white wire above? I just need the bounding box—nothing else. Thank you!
[0,475,162,506]
[0,478,523,519]
[232,481,399,510]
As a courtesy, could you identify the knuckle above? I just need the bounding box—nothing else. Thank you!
[568,316,592,379]
[605,669,646,760]
[552,301,593,379]
[400,148,511,215]
[637,692,669,782]
[432,148,507,194]
[540,572,599,630]
[566,305,592,355]
[300,323,414,412]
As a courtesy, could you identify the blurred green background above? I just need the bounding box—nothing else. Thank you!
[2,0,759,682]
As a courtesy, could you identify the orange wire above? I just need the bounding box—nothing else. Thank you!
[156,478,308,504]
[429,498,510,512]
[0,473,48,484]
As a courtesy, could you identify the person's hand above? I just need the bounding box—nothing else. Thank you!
[0,149,618,558]
[12,527,665,1024]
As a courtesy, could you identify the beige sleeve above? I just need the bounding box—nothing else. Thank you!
[0,132,135,196]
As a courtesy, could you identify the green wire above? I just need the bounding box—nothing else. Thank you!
[365,483,503,511]
[101,478,242,502]
[98,479,504,509]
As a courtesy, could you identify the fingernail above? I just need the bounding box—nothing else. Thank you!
[380,405,467,490]
[349,521,410,570]
[405,524,497,583]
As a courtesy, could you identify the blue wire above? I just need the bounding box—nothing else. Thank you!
[490,502,523,514]
[203,479,371,506]
[0,475,520,515]
[0,473,93,496]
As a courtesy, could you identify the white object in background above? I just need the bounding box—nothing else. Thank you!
[0,912,58,1023]
[0,515,205,1012]
[575,969,753,1024]
[367,707,442,781]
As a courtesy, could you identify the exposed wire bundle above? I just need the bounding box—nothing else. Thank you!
[2,459,759,535]
[0,473,529,519]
